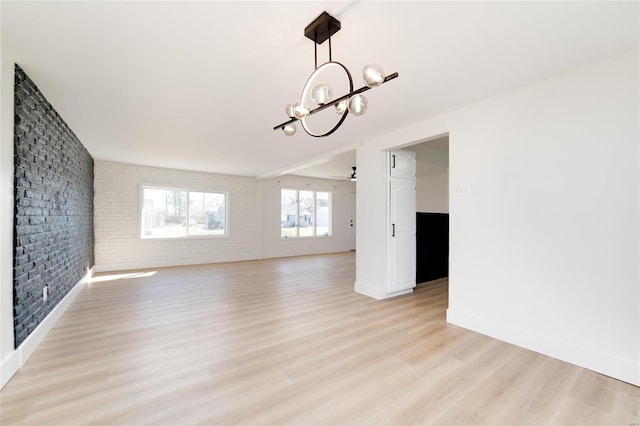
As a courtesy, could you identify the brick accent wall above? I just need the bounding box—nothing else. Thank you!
[13,65,94,347]
[94,161,257,271]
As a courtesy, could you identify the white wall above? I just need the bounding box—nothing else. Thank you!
[414,143,450,213]
[94,161,258,271]
[0,41,17,387]
[258,174,355,259]
[356,50,639,385]
[94,162,355,271]
[416,173,448,213]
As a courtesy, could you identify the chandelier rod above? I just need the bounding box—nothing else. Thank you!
[273,72,398,131]
[314,22,333,70]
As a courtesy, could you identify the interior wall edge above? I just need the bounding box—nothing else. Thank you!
[0,55,16,388]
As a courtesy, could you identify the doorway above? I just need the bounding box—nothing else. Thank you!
[402,135,450,285]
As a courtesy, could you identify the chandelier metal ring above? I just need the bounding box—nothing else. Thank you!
[300,61,353,138]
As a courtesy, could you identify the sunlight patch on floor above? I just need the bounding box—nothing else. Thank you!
[90,271,157,283]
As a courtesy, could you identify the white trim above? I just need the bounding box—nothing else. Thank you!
[139,185,229,240]
[0,267,93,389]
[446,308,640,387]
[280,188,332,239]
[0,349,20,389]
[94,256,256,273]
[95,249,353,273]
[354,281,413,300]
[259,248,347,261]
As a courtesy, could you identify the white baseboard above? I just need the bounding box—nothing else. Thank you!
[0,267,93,390]
[354,281,413,300]
[95,249,352,273]
[0,349,20,390]
[94,256,257,273]
[446,308,639,387]
[259,247,351,261]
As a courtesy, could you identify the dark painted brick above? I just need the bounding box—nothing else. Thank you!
[13,65,94,347]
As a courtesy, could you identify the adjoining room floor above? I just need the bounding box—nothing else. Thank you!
[1,252,638,425]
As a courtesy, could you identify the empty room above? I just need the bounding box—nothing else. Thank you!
[1,1,639,425]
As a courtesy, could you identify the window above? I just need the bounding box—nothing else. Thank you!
[141,187,226,239]
[281,189,331,238]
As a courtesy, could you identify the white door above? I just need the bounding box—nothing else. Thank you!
[348,191,357,251]
[386,150,416,293]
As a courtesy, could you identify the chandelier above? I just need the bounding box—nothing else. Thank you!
[273,12,398,137]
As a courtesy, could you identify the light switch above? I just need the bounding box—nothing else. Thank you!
[457,184,471,197]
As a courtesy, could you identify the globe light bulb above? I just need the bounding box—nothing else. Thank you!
[284,103,295,118]
[334,99,348,114]
[363,63,385,88]
[311,82,333,106]
[283,123,296,136]
[348,94,368,116]
[293,101,309,119]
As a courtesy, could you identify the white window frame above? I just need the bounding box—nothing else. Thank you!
[139,185,229,240]
[280,188,331,239]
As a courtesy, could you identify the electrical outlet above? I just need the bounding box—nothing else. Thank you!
[43,286,48,302]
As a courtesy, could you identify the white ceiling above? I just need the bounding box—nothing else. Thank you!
[2,1,638,179]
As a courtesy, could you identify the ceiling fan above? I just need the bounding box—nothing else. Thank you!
[332,166,357,181]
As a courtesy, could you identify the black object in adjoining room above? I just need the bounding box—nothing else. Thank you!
[416,212,449,284]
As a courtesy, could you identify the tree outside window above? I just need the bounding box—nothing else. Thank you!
[280,189,331,238]
[141,187,227,239]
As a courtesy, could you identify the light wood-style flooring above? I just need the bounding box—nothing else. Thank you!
[1,252,639,425]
